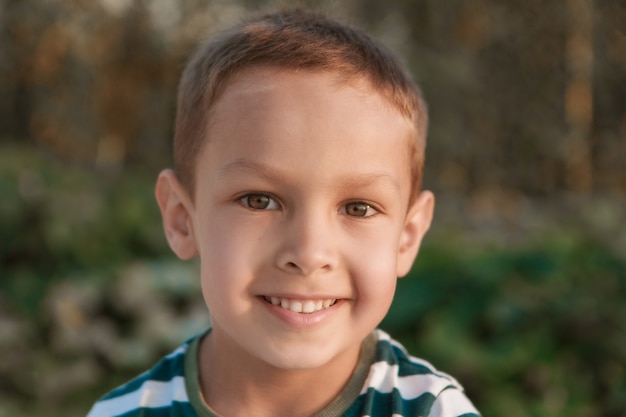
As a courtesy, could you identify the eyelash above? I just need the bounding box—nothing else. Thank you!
[237,193,379,218]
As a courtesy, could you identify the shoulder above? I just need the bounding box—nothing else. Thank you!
[353,329,480,417]
[86,336,199,417]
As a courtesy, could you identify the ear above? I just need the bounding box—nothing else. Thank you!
[396,190,435,277]
[155,169,198,260]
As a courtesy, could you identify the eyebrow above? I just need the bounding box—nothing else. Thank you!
[218,158,284,181]
[218,158,402,192]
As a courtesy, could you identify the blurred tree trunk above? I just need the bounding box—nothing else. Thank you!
[564,0,594,192]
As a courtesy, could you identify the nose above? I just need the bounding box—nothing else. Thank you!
[274,209,339,275]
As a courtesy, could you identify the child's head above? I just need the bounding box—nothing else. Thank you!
[174,9,428,201]
[156,9,435,373]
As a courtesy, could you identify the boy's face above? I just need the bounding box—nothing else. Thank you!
[157,67,434,372]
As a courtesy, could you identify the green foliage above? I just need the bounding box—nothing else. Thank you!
[0,144,168,317]
[382,239,626,417]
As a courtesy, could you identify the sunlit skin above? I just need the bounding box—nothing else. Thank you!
[155,67,434,417]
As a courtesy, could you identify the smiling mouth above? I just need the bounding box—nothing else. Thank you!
[263,296,337,314]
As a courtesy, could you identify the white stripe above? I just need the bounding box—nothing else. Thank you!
[361,415,404,417]
[362,361,396,394]
[429,387,480,416]
[363,361,458,399]
[86,376,188,417]
[396,373,456,399]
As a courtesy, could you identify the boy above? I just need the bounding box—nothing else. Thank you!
[87,10,480,417]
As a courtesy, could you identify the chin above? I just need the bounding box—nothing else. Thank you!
[260,348,338,371]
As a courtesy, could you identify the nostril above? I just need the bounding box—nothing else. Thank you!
[286,261,298,269]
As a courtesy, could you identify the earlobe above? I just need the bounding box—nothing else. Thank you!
[155,169,198,260]
[396,191,435,277]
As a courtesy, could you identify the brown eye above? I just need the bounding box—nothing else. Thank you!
[344,202,372,217]
[240,194,279,210]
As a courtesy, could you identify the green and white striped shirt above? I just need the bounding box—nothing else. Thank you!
[87,329,479,417]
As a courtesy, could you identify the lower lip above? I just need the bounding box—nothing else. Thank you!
[260,298,343,328]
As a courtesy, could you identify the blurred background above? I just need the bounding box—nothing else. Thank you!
[1,0,625,416]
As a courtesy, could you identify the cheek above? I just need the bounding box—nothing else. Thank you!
[357,263,397,303]
[348,235,399,310]
[197,220,252,304]
[196,214,273,306]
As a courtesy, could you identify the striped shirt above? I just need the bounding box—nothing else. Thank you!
[87,329,480,417]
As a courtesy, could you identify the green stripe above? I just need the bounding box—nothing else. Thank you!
[101,344,190,401]
[375,338,439,377]
[116,401,198,417]
[346,388,437,416]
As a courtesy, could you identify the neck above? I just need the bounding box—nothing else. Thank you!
[198,328,362,417]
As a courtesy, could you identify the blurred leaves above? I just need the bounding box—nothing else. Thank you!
[383,238,626,417]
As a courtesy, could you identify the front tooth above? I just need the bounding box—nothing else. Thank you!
[290,301,303,313]
[302,301,315,313]
[314,300,323,311]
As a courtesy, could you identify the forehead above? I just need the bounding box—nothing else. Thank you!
[211,66,410,121]
[197,67,415,195]
[208,66,414,135]
[209,66,413,143]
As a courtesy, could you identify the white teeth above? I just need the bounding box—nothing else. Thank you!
[264,296,336,314]
[302,301,315,313]
[291,301,303,312]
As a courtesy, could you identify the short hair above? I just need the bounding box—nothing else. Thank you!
[174,9,428,199]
